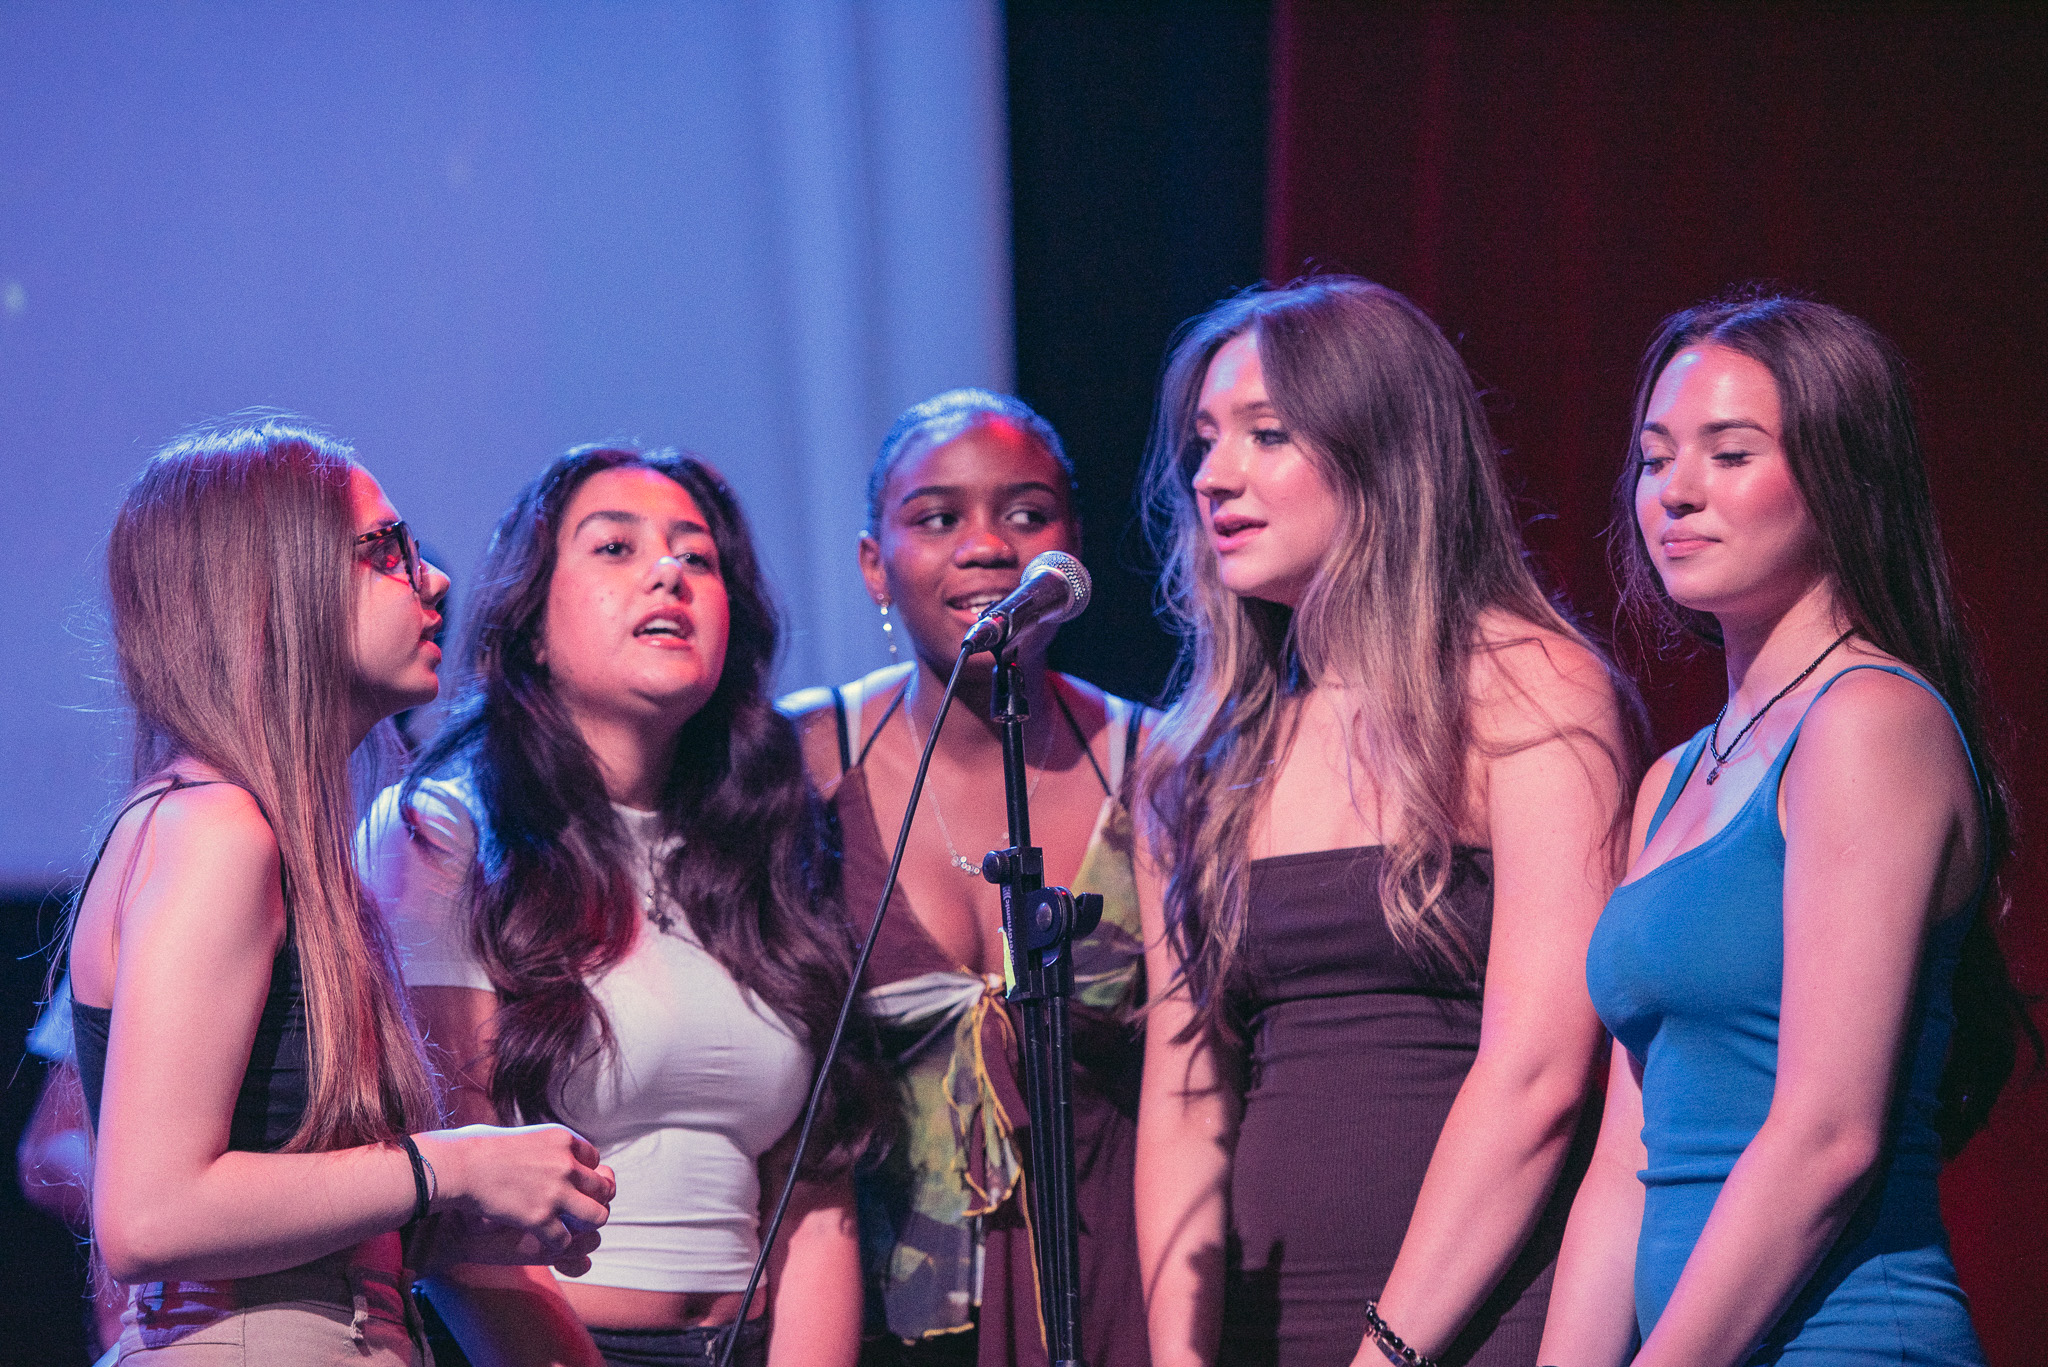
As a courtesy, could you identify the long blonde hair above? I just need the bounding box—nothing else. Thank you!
[1136,278,1639,1038]
[97,421,437,1149]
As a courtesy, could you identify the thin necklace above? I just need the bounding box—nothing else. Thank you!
[1706,629,1854,785]
[631,816,681,934]
[901,678,1055,876]
[645,841,675,932]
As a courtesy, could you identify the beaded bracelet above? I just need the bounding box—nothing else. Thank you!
[1363,1300,1443,1367]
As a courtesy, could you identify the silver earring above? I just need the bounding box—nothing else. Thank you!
[879,600,898,661]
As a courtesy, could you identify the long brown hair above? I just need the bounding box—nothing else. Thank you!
[1137,277,1642,1040]
[406,446,884,1175]
[96,420,437,1150]
[1614,291,2039,1152]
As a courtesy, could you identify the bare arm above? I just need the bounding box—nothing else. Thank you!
[1133,821,1242,1367]
[779,687,850,802]
[85,787,609,1286]
[1631,671,1976,1366]
[1537,1042,1649,1367]
[1536,752,1679,1367]
[1356,636,1627,1365]
[760,1137,861,1367]
[412,985,609,1367]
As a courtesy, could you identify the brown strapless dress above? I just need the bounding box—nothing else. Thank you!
[1221,847,1593,1367]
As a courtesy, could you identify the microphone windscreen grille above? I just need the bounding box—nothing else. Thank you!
[1038,551,1091,618]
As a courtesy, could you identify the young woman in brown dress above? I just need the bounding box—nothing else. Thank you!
[1132,280,1642,1367]
[782,390,1149,1367]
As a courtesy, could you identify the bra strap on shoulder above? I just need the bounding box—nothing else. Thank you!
[1052,679,1112,798]
[856,679,910,770]
[830,686,852,777]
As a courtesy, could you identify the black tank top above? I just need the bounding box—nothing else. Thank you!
[70,778,311,1153]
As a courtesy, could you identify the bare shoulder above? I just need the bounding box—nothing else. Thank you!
[1782,661,1981,913]
[1469,610,1623,745]
[1087,675,1162,737]
[140,780,279,868]
[776,687,846,793]
[1471,610,1617,697]
[1053,671,1108,712]
[1789,663,1969,788]
[1135,701,1160,748]
[1629,744,1688,849]
[776,684,837,727]
[1799,660,1953,729]
[776,664,912,791]
[1061,675,1168,795]
[1052,671,1122,733]
[1639,742,1687,803]
[106,779,284,941]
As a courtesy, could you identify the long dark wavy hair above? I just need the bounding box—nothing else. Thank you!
[1137,277,1643,1042]
[406,445,882,1174]
[1614,291,2040,1154]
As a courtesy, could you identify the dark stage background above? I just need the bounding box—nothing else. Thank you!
[0,894,85,1361]
[1016,1,1270,703]
[1265,2,2048,1359]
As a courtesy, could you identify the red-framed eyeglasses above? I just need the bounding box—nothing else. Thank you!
[354,521,426,597]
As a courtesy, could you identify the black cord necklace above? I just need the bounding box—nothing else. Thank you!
[1706,629,1855,785]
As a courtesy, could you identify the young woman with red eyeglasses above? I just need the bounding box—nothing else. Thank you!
[64,420,615,1365]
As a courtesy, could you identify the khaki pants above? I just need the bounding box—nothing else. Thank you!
[102,1235,429,1367]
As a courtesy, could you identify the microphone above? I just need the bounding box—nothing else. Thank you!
[959,551,1091,656]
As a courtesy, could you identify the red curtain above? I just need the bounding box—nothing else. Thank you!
[1267,3,2048,1358]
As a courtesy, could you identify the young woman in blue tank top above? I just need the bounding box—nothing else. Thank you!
[1539,296,2036,1367]
[66,422,615,1366]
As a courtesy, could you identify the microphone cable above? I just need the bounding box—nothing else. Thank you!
[717,640,974,1367]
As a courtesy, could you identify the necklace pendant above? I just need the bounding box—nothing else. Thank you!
[1706,765,1721,785]
[952,853,984,877]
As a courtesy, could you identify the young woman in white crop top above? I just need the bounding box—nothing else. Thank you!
[361,447,885,1367]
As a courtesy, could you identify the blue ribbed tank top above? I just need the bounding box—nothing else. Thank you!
[1586,665,1986,1365]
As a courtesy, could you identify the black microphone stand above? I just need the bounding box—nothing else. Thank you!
[719,648,975,1367]
[978,646,1100,1367]
[720,623,1097,1367]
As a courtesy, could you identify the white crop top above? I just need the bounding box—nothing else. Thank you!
[358,776,813,1292]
